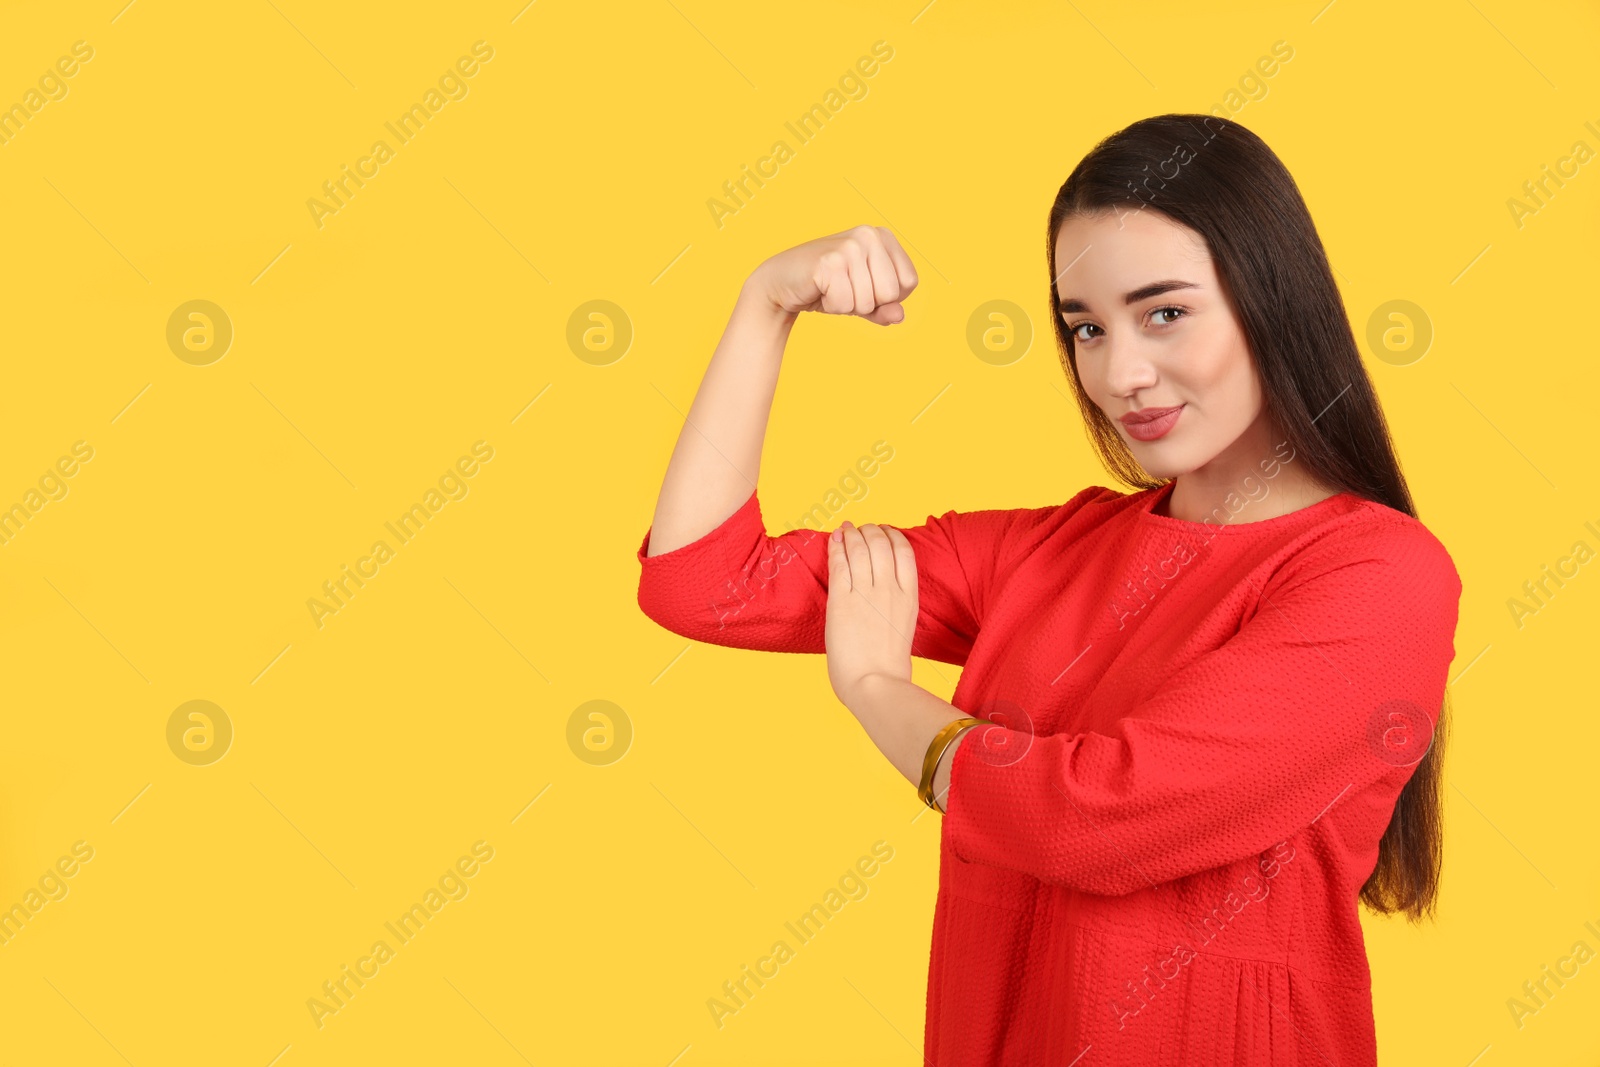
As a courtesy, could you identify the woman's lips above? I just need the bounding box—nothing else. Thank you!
[1120,404,1184,441]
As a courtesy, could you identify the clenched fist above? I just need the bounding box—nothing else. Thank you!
[748,224,919,325]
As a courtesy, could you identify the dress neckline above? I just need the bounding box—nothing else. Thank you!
[1138,478,1362,533]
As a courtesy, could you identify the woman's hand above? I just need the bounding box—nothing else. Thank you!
[746,224,919,325]
[825,520,918,709]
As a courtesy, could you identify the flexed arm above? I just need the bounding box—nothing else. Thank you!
[643,226,918,558]
[637,228,1093,666]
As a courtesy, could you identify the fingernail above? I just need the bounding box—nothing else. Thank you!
[831,527,842,542]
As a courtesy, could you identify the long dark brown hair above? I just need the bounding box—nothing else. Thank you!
[1046,113,1447,922]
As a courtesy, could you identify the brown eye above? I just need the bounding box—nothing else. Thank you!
[1151,306,1189,325]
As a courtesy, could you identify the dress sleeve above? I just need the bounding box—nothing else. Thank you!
[636,487,1097,666]
[941,517,1464,896]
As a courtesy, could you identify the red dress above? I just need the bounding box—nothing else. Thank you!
[635,479,1462,1065]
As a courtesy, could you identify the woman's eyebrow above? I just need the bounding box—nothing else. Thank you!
[1056,279,1201,313]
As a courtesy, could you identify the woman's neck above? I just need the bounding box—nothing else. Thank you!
[1164,467,1340,525]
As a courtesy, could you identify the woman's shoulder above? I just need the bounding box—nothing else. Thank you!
[1291,494,1463,601]
[991,483,1153,565]
[979,483,1138,533]
[910,484,1134,572]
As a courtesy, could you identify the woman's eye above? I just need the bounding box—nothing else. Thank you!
[1064,306,1186,343]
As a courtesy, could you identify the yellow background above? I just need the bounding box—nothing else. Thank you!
[0,0,1596,1063]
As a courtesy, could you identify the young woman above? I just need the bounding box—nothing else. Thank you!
[636,114,1461,1066]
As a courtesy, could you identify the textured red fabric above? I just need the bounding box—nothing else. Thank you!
[635,479,1462,1065]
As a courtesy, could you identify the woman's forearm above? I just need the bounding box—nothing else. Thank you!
[644,274,798,557]
[842,674,973,812]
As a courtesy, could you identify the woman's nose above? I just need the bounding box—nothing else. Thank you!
[1101,337,1159,397]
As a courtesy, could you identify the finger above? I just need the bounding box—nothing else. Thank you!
[842,237,875,317]
[862,300,905,326]
[827,523,853,591]
[878,227,919,299]
[884,525,917,595]
[817,251,853,315]
[859,523,897,587]
[861,226,901,309]
[840,521,874,585]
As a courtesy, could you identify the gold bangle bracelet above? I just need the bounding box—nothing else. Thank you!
[918,717,987,810]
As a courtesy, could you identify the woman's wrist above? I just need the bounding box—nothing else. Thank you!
[737,270,799,329]
[930,724,979,813]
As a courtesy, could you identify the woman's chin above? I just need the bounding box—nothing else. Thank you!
[1127,447,1196,481]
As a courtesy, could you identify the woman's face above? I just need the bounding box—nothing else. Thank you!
[1052,207,1272,484]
